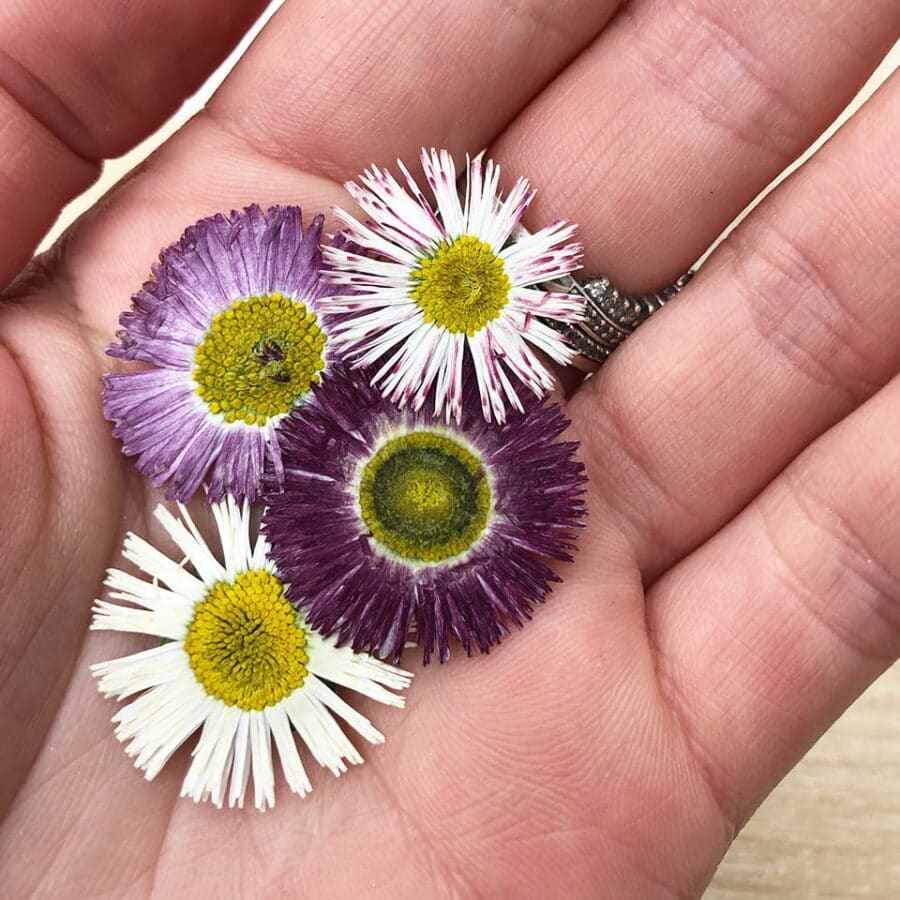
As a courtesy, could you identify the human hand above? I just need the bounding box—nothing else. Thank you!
[0,1,898,896]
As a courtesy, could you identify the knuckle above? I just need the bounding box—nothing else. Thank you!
[651,647,743,841]
[0,46,96,161]
[580,392,702,569]
[726,219,882,405]
[765,467,900,663]
[623,0,810,159]
[496,0,584,44]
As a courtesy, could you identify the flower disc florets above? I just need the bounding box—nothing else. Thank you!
[357,430,492,564]
[193,293,327,426]
[410,235,511,335]
[183,569,309,711]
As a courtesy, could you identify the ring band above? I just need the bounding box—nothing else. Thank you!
[547,270,695,370]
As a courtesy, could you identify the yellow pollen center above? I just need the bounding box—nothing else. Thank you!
[183,569,308,711]
[410,235,511,335]
[192,292,327,426]
[358,431,492,564]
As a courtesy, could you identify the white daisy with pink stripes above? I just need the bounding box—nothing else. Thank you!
[323,149,584,423]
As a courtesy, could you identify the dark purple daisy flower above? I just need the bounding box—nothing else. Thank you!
[103,205,341,503]
[262,367,587,664]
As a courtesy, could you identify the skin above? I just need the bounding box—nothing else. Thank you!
[0,0,898,896]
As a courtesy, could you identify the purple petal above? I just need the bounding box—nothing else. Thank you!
[262,366,586,663]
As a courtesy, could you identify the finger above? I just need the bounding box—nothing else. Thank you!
[206,0,622,180]
[569,73,900,578]
[0,0,268,289]
[50,0,628,339]
[490,0,899,289]
[647,368,900,829]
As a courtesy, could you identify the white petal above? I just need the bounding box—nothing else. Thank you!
[422,148,465,237]
[182,702,242,808]
[282,685,359,776]
[508,287,584,322]
[433,331,466,423]
[521,315,579,365]
[156,504,226,586]
[305,676,384,746]
[249,709,276,811]
[103,569,187,615]
[350,164,443,249]
[208,496,242,575]
[305,629,412,702]
[484,177,535,251]
[121,532,205,600]
[91,599,186,641]
[323,246,413,287]
[468,328,507,424]
[265,703,312,798]
[331,299,422,343]
[490,316,556,395]
[227,713,252,809]
[91,641,189,699]
[464,153,503,243]
[330,207,419,265]
[376,325,443,409]
[408,327,453,412]
[324,285,419,316]
[397,157,445,236]
[103,667,212,780]
[131,692,211,780]
[501,222,582,286]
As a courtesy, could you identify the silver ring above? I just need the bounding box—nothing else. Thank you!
[547,270,695,371]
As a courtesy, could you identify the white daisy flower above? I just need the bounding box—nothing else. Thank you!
[323,149,584,424]
[90,498,412,811]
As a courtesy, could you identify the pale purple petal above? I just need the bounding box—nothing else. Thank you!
[104,205,333,502]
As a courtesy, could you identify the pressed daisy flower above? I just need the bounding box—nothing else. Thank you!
[263,368,586,664]
[103,205,340,503]
[323,148,584,424]
[91,498,411,811]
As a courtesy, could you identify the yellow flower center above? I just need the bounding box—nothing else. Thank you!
[410,235,511,335]
[192,293,326,426]
[358,431,491,564]
[184,569,308,711]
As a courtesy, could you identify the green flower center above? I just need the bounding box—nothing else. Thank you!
[410,235,511,335]
[192,292,326,426]
[184,569,308,711]
[358,431,492,564]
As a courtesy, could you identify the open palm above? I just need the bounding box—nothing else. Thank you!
[1,1,898,896]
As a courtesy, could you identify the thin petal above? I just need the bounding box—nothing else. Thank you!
[422,148,465,237]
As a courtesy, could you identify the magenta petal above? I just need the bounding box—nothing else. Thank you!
[262,367,587,664]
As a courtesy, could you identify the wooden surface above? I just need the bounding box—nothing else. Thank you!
[707,665,900,898]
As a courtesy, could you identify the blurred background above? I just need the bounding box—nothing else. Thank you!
[37,4,899,895]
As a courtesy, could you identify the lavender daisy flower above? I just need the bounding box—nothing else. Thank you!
[103,205,339,502]
[263,368,587,664]
[322,148,584,425]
